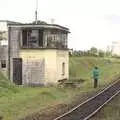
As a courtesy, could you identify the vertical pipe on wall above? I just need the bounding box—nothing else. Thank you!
[8,27,11,81]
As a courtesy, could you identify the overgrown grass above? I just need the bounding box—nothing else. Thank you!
[69,57,120,84]
[0,87,82,120]
[0,72,19,97]
[69,57,117,78]
[1,56,120,120]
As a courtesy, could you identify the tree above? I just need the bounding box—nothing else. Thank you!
[98,50,104,57]
[32,20,47,24]
[0,32,7,40]
[89,47,98,56]
[105,51,112,57]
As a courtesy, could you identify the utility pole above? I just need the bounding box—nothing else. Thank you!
[51,18,55,24]
[35,0,38,24]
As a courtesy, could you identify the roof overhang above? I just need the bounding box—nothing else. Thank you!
[8,24,70,33]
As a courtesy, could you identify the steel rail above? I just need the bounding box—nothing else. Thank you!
[53,79,120,120]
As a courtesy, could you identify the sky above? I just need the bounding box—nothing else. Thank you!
[0,0,120,50]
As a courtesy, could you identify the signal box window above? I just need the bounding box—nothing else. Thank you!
[22,29,43,48]
[1,60,6,68]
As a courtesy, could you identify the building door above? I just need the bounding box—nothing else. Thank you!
[13,58,22,85]
[39,30,43,47]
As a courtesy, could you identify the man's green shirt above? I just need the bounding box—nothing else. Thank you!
[93,69,100,80]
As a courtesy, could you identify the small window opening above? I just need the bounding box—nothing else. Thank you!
[62,62,65,75]
[1,60,6,68]
[22,29,43,48]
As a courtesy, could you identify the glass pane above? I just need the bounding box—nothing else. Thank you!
[27,30,39,48]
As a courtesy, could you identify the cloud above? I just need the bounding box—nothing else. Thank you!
[104,14,120,24]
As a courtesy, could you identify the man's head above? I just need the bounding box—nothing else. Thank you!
[95,66,98,69]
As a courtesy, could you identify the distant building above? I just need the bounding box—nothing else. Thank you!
[0,20,21,40]
[0,20,20,77]
[111,41,120,56]
[8,23,70,85]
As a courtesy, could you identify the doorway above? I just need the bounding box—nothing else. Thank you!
[13,58,22,85]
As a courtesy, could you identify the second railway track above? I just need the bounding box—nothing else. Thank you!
[54,79,120,120]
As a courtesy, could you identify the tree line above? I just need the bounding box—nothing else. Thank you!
[69,47,113,57]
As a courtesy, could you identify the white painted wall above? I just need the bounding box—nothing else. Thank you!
[20,49,69,85]
[56,50,69,81]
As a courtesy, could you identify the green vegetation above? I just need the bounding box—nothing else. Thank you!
[70,47,112,57]
[1,57,120,120]
[31,20,47,24]
[70,57,120,80]
[0,87,81,120]
[0,72,19,97]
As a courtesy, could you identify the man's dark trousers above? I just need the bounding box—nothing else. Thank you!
[94,79,98,88]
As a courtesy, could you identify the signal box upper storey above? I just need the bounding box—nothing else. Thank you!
[8,23,70,50]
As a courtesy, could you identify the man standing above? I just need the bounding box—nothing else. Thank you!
[93,66,100,88]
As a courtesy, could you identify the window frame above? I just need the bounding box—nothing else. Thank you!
[1,60,6,68]
[22,29,43,48]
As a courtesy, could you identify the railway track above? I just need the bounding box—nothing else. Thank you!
[54,79,120,120]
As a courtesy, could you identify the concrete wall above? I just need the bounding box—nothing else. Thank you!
[9,27,20,82]
[20,50,45,85]
[44,49,69,84]
[20,49,69,85]
[44,50,57,85]
[56,50,69,81]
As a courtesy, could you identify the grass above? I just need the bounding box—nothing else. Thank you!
[0,87,84,120]
[69,57,120,84]
[1,56,120,120]
[0,72,19,97]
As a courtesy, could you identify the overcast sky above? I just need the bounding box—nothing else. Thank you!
[0,0,120,50]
